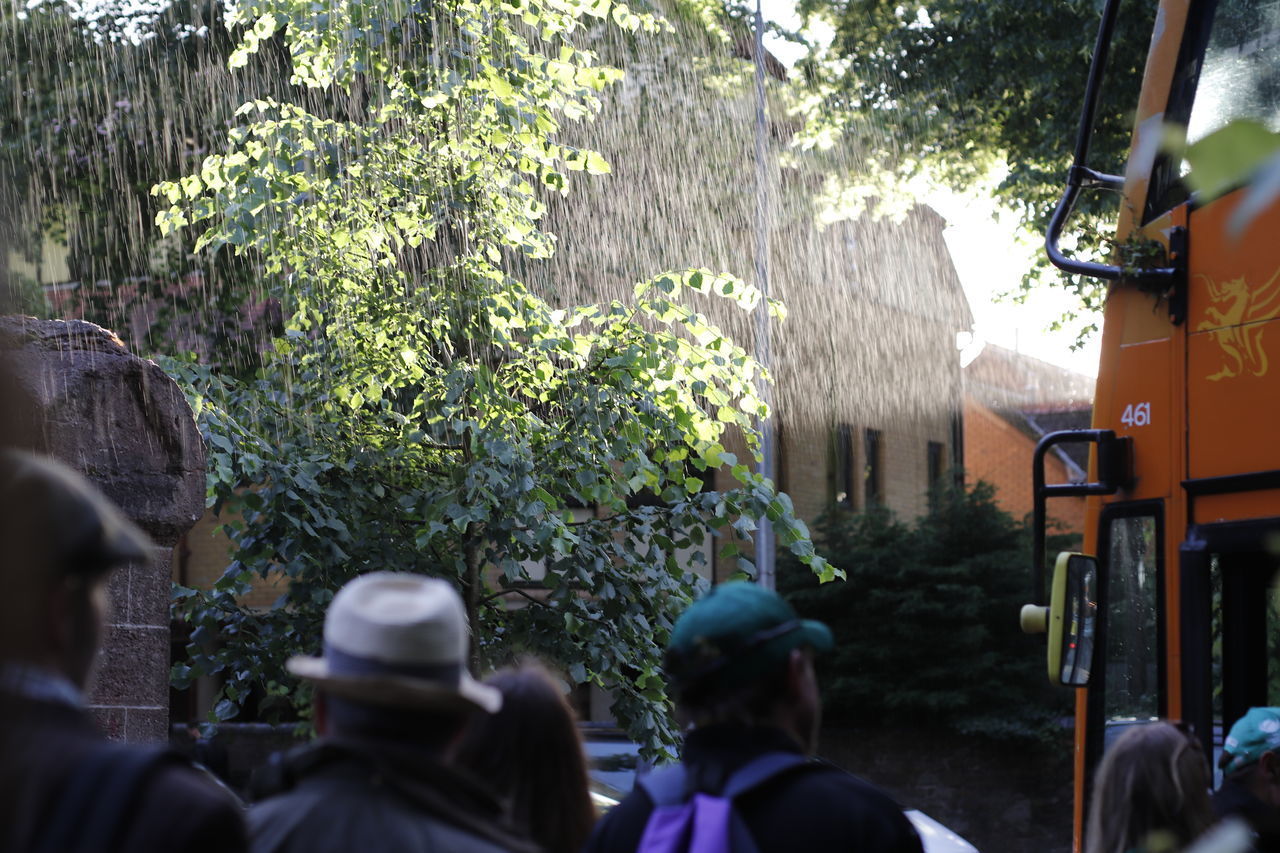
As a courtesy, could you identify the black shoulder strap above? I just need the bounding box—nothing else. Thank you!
[36,744,178,853]
[726,752,813,853]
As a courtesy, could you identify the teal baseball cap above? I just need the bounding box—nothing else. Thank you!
[1222,707,1280,774]
[664,581,833,697]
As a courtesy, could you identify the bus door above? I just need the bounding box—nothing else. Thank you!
[1181,519,1280,773]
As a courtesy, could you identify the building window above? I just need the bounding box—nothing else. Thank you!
[864,428,883,507]
[927,441,945,490]
[834,423,855,508]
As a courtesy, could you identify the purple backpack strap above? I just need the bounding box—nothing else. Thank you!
[636,753,812,853]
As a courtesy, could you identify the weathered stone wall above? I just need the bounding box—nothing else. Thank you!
[1,316,206,742]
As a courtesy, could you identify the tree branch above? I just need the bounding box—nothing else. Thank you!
[479,586,550,607]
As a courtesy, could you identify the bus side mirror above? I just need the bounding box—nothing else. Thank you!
[1021,552,1097,687]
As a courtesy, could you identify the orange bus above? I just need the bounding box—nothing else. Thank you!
[1020,0,1280,847]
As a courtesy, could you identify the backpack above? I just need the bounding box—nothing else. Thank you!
[636,752,812,853]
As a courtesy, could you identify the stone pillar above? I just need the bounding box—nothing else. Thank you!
[1,316,206,742]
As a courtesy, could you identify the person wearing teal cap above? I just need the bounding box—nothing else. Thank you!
[584,580,922,853]
[1213,707,1280,851]
[663,579,835,751]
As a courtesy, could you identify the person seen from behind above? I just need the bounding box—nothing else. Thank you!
[248,571,537,853]
[0,449,248,852]
[583,580,923,853]
[1212,707,1280,851]
[1086,721,1214,853]
[451,661,596,853]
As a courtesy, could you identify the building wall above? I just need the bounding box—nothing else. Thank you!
[776,417,957,525]
[962,398,1085,535]
[175,508,286,610]
[713,403,959,583]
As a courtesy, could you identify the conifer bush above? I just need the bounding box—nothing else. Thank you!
[779,480,1074,742]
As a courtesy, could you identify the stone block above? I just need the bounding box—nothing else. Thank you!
[90,624,169,708]
[0,317,206,545]
[87,706,126,742]
[124,707,171,744]
[126,546,175,627]
[106,564,131,625]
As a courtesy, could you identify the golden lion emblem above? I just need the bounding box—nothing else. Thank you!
[1196,267,1280,381]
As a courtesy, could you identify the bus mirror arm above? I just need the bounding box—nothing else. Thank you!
[1046,176,1184,289]
[1044,0,1124,281]
[1043,0,1180,291]
[1031,430,1132,605]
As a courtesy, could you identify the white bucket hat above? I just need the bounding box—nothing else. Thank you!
[287,572,501,715]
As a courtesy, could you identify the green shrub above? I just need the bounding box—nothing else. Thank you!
[779,479,1074,743]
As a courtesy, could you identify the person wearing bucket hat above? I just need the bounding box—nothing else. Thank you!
[248,572,537,853]
[0,450,248,853]
[584,581,922,853]
[1213,708,1280,851]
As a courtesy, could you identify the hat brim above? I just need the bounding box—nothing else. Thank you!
[799,619,834,654]
[287,656,502,715]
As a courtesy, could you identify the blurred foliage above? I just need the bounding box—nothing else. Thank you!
[1179,120,1280,239]
[0,0,301,370]
[779,480,1074,743]
[155,0,835,756]
[774,0,1160,343]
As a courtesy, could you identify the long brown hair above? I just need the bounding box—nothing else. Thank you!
[452,662,596,853]
[1085,721,1214,853]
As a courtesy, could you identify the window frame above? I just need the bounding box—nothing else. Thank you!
[834,423,855,509]
[1084,500,1168,778]
[864,428,884,507]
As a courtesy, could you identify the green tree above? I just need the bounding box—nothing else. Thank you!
[158,0,834,752]
[0,0,306,367]
[779,480,1070,742]
[782,0,1159,337]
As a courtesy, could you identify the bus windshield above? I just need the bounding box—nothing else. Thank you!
[1187,0,1280,144]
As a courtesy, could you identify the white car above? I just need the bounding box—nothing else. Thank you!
[904,810,980,853]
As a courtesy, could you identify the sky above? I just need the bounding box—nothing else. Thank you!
[930,191,1103,378]
[757,0,1103,378]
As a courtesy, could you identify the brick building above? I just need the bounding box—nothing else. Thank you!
[962,344,1096,536]
[725,205,970,534]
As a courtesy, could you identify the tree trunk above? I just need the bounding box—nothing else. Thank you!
[462,525,482,676]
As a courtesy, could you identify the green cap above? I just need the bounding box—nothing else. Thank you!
[1223,707,1280,774]
[664,581,833,697]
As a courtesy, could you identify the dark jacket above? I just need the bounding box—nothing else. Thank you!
[248,736,539,853]
[1214,775,1280,852]
[0,694,248,853]
[584,725,923,853]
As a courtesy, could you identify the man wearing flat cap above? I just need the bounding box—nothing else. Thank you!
[248,572,536,853]
[0,449,247,852]
[1214,707,1280,851]
[584,580,922,853]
